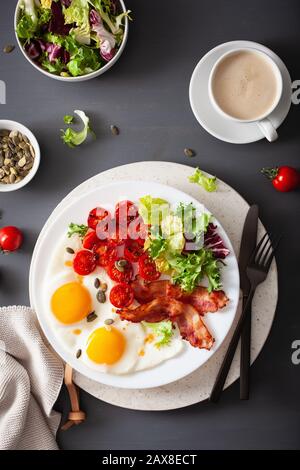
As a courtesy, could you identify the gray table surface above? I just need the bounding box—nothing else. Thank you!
[1,0,300,450]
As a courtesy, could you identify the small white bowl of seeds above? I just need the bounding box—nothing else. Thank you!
[0,120,40,192]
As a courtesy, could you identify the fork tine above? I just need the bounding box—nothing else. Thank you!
[255,233,271,265]
[265,235,282,271]
[256,232,272,265]
[250,232,269,264]
[261,234,275,266]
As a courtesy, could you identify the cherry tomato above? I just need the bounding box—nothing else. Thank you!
[115,200,139,226]
[73,249,97,275]
[88,207,111,230]
[262,166,300,192]
[82,230,100,250]
[0,226,23,252]
[107,221,129,245]
[138,252,160,281]
[127,217,148,246]
[94,242,118,268]
[107,258,133,283]
[109,283,134,308]
[124,239,144,263]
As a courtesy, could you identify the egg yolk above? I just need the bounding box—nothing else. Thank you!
[86,327,125,365]
[51,282,92,324]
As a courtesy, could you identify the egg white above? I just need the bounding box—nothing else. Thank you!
[45,232,184,376]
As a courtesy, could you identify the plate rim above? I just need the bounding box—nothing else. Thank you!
[30,179,240,389]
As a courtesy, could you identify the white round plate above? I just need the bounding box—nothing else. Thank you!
[189,40,292,144]
[30,180,239,389]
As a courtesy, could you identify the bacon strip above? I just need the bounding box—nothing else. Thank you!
[131,276,168,304]
[117,297,214,350]
[174,304,214,350]
[167,284,229,315]
[131,276,228,315]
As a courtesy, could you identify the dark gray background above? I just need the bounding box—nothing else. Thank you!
[1,0,300,450]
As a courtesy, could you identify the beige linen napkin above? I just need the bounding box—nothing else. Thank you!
[0,306,64,450]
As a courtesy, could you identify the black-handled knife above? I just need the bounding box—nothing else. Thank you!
[239,204,259,400]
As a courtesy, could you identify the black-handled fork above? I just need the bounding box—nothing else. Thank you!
[210,232,281,403]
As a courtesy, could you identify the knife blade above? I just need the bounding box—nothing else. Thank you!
[239,204,259,400]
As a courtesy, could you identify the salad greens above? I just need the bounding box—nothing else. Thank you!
[141,197,228,293]
[64,114,74,124]
[61,110,94,147]
[189,168,217,192]
[144,321,174,348]
[139,196,169,225]
[16,0,131,77]
[67,222,89,238]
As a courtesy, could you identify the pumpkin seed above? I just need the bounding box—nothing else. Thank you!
[110,125,119,136]
[104,318,114,325]
[100,282,108,292]
[0,129,35,185]
[76,349,82,359]
[9,173,16,184]
[96,290,106,303]
[184,148,196,158]
[3,44,15,54]
[94,278,100,289]
[87,311,98,322]
[115,259,127,272]
[66,247,74,254]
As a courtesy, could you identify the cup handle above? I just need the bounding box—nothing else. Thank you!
[257,118,278,142]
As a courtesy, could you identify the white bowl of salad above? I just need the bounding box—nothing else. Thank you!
[14,0,130,82]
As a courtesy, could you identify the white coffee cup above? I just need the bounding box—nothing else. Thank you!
[208,47,283,142]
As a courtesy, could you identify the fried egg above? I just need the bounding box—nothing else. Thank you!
[45,232,184,376]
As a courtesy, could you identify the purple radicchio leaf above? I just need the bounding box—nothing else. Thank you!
[46,43,70,63]
[90,9,116,62]
[49,1,72,35]
[25,41,41,60]
[204,223,230,259]
[61,0,72,6]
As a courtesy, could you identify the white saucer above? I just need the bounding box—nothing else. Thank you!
[189,40,292,144]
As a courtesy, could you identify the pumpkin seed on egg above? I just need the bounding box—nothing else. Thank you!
[87,311,98,323]
[100,282,108,292]
[96,290,106,303]
[94,278,100,289]
[104,318,114,325]
[66,247,75,254]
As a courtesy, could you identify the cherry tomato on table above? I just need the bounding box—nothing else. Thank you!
[109,283,134,308]
[124,239,144,263]
[262,166,300,192]
[87,207,111,230]
[73,249,97,275]
[107,258,133,283]
[138,252,160,281]
[0,226,23,252]
[115,200,139,226]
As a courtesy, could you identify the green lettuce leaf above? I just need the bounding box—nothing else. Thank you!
[139,196,169,225]
[170,249,222,293]
[189,168,217,192]
[68,222,89,238]
[64,115,74,124]
[64,0,91,45]
[61,110,95,147]
[144,321,174,348]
